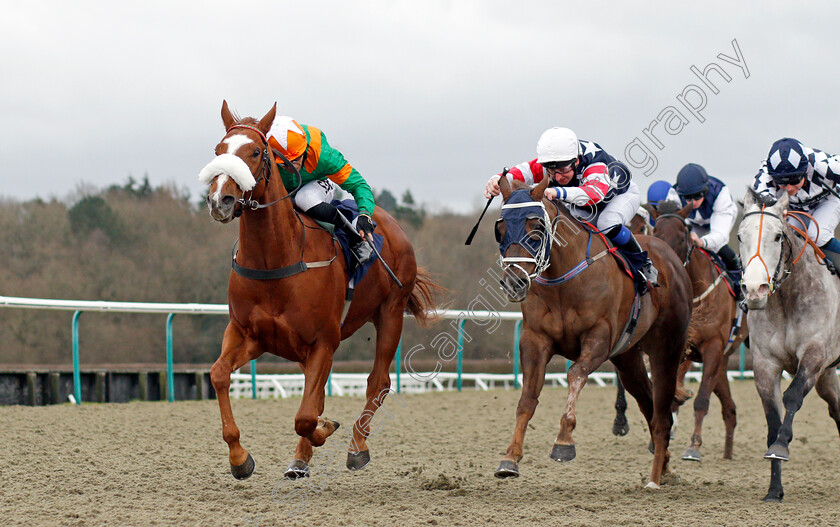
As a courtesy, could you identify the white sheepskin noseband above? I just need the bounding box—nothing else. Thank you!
[197,153,257,191]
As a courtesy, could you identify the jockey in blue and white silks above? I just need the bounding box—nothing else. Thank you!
[753,137,840,269]
[663,163,741,296]
[484,126,658,286]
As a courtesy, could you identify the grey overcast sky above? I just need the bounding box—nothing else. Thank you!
[2,1,839,212]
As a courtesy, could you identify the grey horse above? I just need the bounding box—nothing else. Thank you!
[739,188,840,502]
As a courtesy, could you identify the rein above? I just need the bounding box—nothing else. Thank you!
[741,206,825,291]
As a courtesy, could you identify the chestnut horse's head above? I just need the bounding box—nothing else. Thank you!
[494,176,552,302]
[651,200,694,264]
[198,101,277,223]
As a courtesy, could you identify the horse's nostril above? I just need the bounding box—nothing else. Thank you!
[222,195,235,207]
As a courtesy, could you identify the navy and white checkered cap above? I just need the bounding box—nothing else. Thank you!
[767,138,809,183]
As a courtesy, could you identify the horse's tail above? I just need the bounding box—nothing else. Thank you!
[406,267,446,328]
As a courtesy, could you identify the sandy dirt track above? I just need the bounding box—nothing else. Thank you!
[1,380,839,526]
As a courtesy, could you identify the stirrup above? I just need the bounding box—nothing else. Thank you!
[641,260,659,286]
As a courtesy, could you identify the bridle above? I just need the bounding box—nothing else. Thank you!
[498,200,555,289]
[741,206,808,292]
[223,124,302,216]
[655,213,693,267]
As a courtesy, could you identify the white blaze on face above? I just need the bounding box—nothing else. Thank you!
[209,174,230,206]
[222,134,253,156]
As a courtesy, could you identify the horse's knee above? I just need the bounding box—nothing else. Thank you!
[210,361,231,391]
[693,394,711,413]
[295,416,318,438]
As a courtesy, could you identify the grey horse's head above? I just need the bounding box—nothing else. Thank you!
[738,189,789,309]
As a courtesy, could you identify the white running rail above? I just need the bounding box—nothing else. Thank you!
[228,370,767,399]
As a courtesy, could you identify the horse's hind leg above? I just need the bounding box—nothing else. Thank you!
[814,368,840,445]
[210,323,260,480]
[682,340,725,462]
[712,363,737,460]
[346,305,404,471]
[612,379,630,436]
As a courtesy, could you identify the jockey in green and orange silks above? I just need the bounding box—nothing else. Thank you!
[269,116,376,262]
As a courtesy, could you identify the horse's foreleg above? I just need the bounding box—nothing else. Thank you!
[753,352,784,501]
[671,358,694,440]
[347,307,404,471]
[552,345,605,463]
[210,323,259,479]
[496,334,550,478]
[769,352,822,461]
[683,340,724,462]
[712,364,737,460]
[285,342,337,480]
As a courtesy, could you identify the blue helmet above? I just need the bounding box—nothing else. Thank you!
[647,180,672,204]
[675,163,710,196]
[766,138,809,184]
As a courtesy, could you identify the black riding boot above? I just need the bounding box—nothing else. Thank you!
[306,202,372,263]
[717,244,744,301]
[607,225,659,286]
[820,239,840,276]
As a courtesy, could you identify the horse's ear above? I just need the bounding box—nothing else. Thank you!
[678,202,693,219]
[743,187,757,210]
[645,202,660,220]
[773,191,790,212]
[257,103,277,135]
[221,100,237,131]
[530,175,549,202]
[499,174,512,201]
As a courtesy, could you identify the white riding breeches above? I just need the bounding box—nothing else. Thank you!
[293,179,336,211]
[790,194,840,246]
[567,181,641,231]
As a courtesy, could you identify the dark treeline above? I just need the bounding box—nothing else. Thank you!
[0,178,518,371]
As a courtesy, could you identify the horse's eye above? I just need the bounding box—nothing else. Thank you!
[775,233,783,242]
[252,148,260,157]
[736,234,741,242]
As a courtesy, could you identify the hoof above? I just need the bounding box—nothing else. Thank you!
[346,450,371,471]
[644,481,661,490]
[682,448,702,462]
[612,419,630,437]
[494,460,520,478]
[764,443,790,461]
[648,440,655,455]
[230,453,256,480]
[549,443,576,462]
[284,459,310,479]
[762,492,783,503]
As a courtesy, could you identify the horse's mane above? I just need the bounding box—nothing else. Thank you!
[657,200,681,214]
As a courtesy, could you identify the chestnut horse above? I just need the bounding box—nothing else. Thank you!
[200,101,439,480]
[650,201,747,461]
[739,189,840,502]
[492,177,692,488]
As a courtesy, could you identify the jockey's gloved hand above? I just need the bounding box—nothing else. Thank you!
[356,214,374,239]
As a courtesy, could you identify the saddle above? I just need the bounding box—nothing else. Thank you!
[302,199,384,285]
